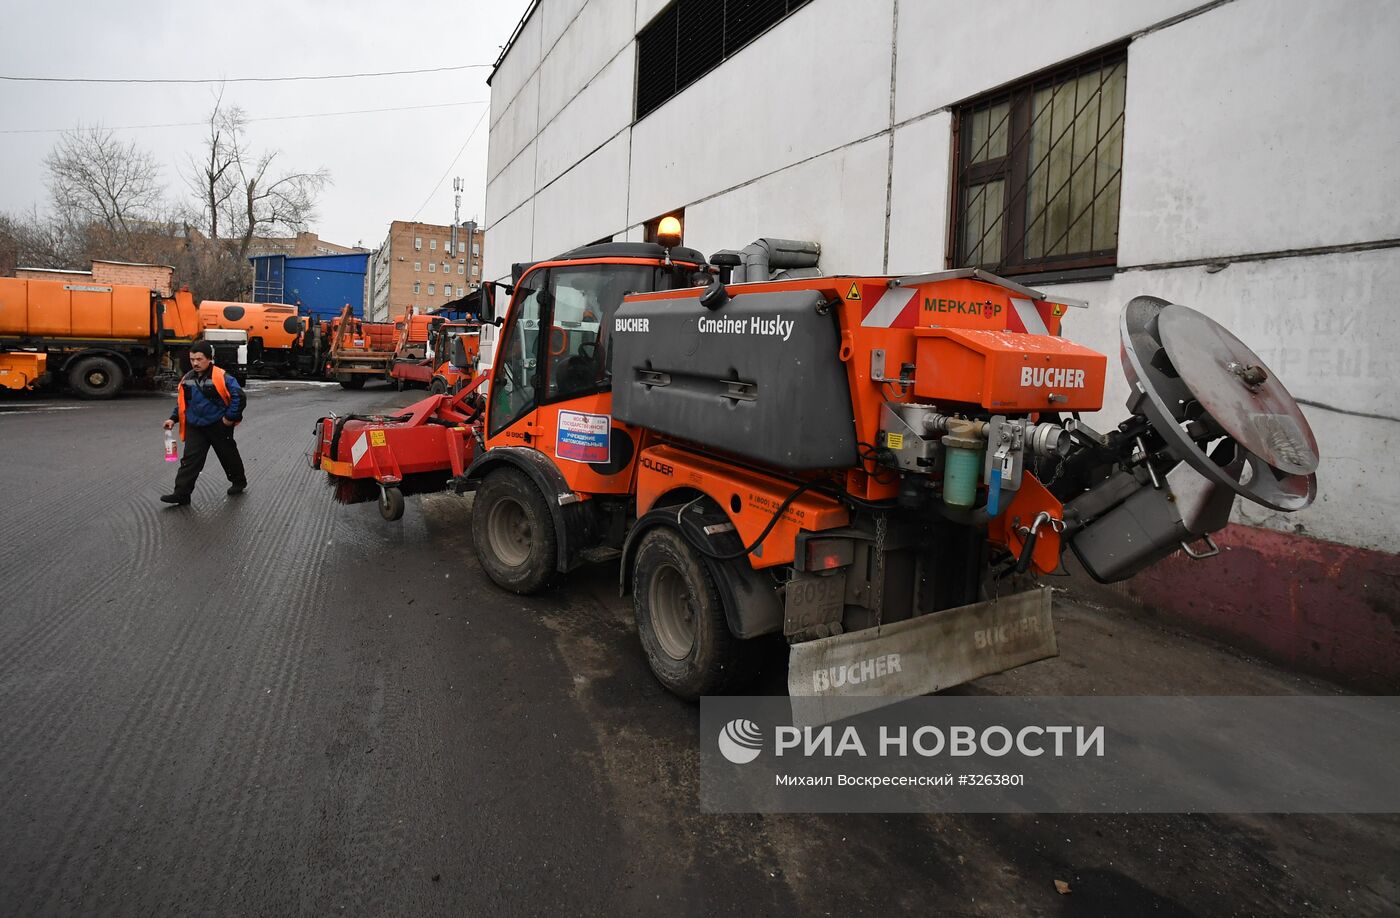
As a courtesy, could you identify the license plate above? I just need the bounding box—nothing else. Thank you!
[784,570,847,636]
[788,587,1057,724]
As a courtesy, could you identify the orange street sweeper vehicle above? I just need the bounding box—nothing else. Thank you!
[310,239,1318,702]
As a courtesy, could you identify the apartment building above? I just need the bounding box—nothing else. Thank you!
[366,220,486,321]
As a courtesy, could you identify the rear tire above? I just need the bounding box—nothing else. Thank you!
[471,468,557,594]
[338,375,365,390]
[632,527,754,699]
[68,356,124,399]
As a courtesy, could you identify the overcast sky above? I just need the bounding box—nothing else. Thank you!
[0,0,531,249]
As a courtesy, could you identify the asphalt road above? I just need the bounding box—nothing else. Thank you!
[0,381,1396,917]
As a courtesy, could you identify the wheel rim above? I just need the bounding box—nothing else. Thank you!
[88,370,108,387]
[648,562,695,661]
[486,496,532,567]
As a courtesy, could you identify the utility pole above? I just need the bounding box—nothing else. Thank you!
[451,176,463,255]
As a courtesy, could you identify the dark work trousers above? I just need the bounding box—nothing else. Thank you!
[173,422,247,497]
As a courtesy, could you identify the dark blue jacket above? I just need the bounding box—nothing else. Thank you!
[168,369,245,427]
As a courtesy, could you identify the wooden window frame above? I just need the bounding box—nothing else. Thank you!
[950,45,1128,277]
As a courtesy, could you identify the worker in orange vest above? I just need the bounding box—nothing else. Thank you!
[160,341,247,506]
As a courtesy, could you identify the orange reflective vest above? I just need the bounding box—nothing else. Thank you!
[176,365,237,440]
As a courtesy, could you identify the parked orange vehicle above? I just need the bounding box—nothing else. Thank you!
[325,305,395,388]
[199,300,325,377]
[0,276,201,397]
[389,317,481,393]
[313,237,1318,703]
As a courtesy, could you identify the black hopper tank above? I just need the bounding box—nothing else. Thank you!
[610,286,857,470]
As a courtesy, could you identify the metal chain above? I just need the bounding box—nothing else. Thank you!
[872,512,888,631]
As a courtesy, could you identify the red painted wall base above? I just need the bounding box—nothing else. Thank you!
[1065,524,1399,692]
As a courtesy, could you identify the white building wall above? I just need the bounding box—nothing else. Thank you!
[892,0,1198,122]
[534,46,634,189]
[487,74,539,185]
[532,133,632,259]
[1117,0,1400,263]
[483,0,1400,553]
[684,136,891,275]
[628,0,892,226]
[537,0,634,126]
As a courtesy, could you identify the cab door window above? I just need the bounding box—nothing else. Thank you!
[488,270,547,435]
[544,264,653,403]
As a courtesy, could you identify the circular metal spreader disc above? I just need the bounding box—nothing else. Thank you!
[1157,306,1319,475]
[1120,296,1318,512]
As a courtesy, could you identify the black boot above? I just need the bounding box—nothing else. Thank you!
[160,493,191,505]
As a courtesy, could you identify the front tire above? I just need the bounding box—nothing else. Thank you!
[471,468,557,594]
[68,356,124,399]
[429,377,448,395]
[632,527,753,699]
[379,486,405,521]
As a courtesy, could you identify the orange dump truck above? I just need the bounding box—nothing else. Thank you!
[324,305,395,389]
[199,300,325,377]
[0,277,200,397]
[393,312,435,357]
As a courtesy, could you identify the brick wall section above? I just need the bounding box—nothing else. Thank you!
[1065,523,1400,692]
[15,263,174,296]
[247,232,367,258]
[92,262,173,296]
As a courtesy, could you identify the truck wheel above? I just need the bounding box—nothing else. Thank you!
[632,527,753,699]
[379,486,405,521]
[472,468,557,594]
[338,375,365,390]
[429,377,447,395]
[68,356,124,399]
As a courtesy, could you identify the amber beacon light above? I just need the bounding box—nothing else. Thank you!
[656,215,683,249]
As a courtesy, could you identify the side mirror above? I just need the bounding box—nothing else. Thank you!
[451,336,468,368]
[481,284,497,323]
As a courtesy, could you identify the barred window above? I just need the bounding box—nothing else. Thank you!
[954,48,1127,276]
[636,0,812,120]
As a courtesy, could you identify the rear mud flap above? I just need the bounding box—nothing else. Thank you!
[788,587,1056,725]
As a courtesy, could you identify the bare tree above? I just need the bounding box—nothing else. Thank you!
[186,97,330,258]
[186,95,242,242]
[0,206,91,271]
[231,149,330,258]
[44,127,164,241]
